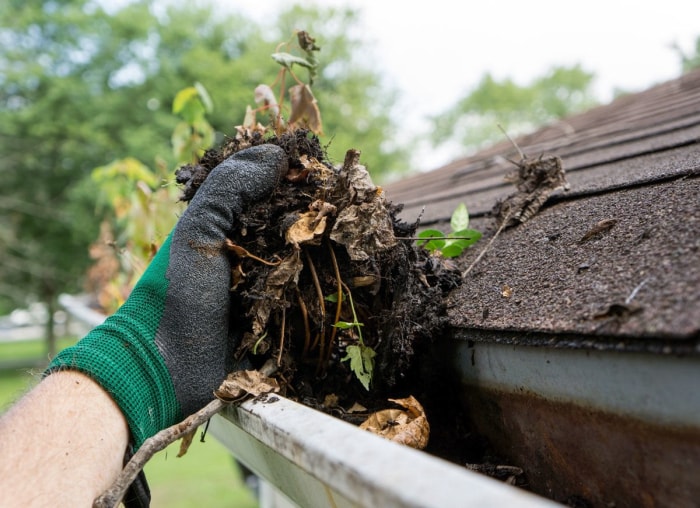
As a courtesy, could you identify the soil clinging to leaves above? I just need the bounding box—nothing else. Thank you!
[175,129,461,414]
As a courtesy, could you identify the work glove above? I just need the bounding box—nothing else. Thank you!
[47,144,288,450]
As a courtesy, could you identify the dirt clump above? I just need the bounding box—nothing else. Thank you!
[175,129,461,414]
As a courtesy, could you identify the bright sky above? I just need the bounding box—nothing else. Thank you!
[227,0,700,171]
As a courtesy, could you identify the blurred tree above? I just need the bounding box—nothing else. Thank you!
[0,0,406,350]
[674,35,700,72]
[430,64,597,154]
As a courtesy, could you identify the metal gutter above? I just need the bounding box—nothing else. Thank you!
[59,294,559,507]
[209,394,560,508]
[446,339,700,505]
[453,340,700,428]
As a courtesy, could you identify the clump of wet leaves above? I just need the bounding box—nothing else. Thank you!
[176,130,460,424]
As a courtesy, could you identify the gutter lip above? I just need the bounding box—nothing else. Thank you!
[210,394,560,508]
[449,327,700,356]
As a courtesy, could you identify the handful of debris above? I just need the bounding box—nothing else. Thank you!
[176,129,461,409]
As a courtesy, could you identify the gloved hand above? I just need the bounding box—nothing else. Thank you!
[47,144,288,450]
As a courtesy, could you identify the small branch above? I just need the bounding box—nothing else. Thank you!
[225,239,282,266]
[277,304,286,367]
[396,236,478,241]
[93,398,226,508]
[462,216,509,279]
[324,241,344,371]
[304,249,325,351]
[297,289,311,358]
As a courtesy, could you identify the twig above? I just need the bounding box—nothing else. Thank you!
[224,239,282,266]
[297,289,311,358]
[626,277,650,304]
[461,216,510,278]
[93,398,226,508]
[323,241,344,371]
[277,304,286,367]
[304,249,325,351]
[498,123,525,161]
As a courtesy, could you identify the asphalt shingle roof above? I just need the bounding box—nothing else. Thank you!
[386,69,700,350]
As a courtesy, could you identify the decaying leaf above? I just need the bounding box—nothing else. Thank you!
[286,211,328,247]
[285,200,337,248]
[249,252,303,335]
[330,150,397,261]
[493,154,569,227]
[214,369,281,403]
[254,84,280,120]
[177,429,197,457]
[288,84,323,134]
[359,396,430,450]
[347,402,367,414]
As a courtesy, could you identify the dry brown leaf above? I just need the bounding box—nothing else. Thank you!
[214,369,281,403]
[177,429,197,457]
[347,402,367,414]
[285,199,336,248]
[250,252,303,335]
[359,396,429,450]
[286,211,328,247]
[330,151,396,261]
[323,393,339,408]
[288,84,323,135]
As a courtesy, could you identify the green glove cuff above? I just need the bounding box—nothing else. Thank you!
[46,234,181,449]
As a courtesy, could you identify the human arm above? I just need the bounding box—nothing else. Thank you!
[0,371,129,507]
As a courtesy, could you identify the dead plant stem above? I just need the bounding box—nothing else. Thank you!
[461,215,510,279]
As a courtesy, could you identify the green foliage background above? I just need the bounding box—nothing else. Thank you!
[0,1,408,325]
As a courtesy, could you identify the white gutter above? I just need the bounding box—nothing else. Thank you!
[209,395,560,508]
[59,295,559,506]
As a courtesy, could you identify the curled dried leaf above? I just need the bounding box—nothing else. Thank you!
[289,84,323,135]
[359,395,430,450]
[214,369,281,403]
[286,211,328,247]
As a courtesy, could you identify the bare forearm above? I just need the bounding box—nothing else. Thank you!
[0,371,129,507]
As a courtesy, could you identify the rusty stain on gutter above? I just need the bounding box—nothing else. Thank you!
[446,340,700,506]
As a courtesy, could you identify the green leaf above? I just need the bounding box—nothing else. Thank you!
[416,229,446,251]
[325,293,344,303]
[342,344,376,390]
[450,203,470,232]
[172,87,198,114]
[194,81,213,113]
[440,244,464,258]
[271,52,314,70]
[333,321,363,329]
[449,229,482,247]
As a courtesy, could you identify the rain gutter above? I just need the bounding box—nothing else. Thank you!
[59,294,559,507]
[209,394,560,508]
[445,336,700,505]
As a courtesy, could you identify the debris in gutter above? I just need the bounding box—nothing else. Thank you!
[176,128,460,438]
[359,395,430,450]
[464,462,525,486]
